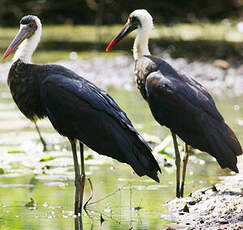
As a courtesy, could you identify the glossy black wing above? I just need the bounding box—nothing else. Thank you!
[40,74,161,181]
[145,56,223,122]
[144,58,241,172]
[80,80,135,129]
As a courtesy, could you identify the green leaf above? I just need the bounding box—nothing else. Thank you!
[8,149,23,154]
[85,154,94,160]
[40,156,54,162]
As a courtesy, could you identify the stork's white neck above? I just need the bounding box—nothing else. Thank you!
[13,24,42,63]
[133,27,151,60]
[129,9,153,60]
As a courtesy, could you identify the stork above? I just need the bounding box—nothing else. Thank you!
[2,15,161,214]
[106,9,242,198]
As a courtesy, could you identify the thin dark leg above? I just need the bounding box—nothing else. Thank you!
[171,131,181,198]
[70,138,81,215]
[34,122,47,151]
[74,216,83,230]
[79,215,83,230]
[181,143,190,197]
[79,142,85,214]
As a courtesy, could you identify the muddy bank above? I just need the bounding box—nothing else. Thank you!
[0,54,243,96]
[164,157,243,229]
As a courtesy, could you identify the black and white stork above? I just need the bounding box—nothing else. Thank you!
[2,15,161,214]
[106,9,242,198]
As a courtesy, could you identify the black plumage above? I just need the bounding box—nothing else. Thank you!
[2,15,161,214]
[106,9,242,197]
[135,55,242,172]
[8,59,161,181]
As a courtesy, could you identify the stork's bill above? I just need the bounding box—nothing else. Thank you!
[2,15,40,63]
[2,27,29,60]
[106,19,137,52]
[106,9,153,60]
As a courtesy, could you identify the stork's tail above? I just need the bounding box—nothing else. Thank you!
[119,129,161,182]
[202,117,242,173]
[132,138,161,182]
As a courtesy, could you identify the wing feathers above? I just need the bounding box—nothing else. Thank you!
[40,74,161,182]
[138,56,242,172]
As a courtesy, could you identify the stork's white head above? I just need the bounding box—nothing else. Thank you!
[106,9,153,60]
[129,9,153,33]
[2,15,42,63]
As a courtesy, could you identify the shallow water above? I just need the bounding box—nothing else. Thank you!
[0,82,242,229]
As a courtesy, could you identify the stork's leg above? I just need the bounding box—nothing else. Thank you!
[79,142,85,214]
[74,216,83,230]
[34,121,47,151]
[181,143,190,197]
[70,138,82,215]
[171,131,181,198]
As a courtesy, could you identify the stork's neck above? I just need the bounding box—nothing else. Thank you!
[13,26,42,63]
[133,26,151,60]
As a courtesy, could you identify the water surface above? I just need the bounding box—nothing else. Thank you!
[0,83,242,229]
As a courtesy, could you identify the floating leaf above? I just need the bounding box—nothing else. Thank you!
[141,133,161,144]
[40,156,54,162]
[8,149,23,154]
[154,135,186,158]
[153,135,172,154]
[85,154,94,160]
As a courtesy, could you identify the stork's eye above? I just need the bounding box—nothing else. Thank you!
[29,22,35,27]
[129,17,133,24]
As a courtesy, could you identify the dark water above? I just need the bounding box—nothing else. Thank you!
[0,83,242,229]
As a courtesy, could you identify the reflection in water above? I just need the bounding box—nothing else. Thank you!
[0,84,242,229]
[74,216,84,230]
